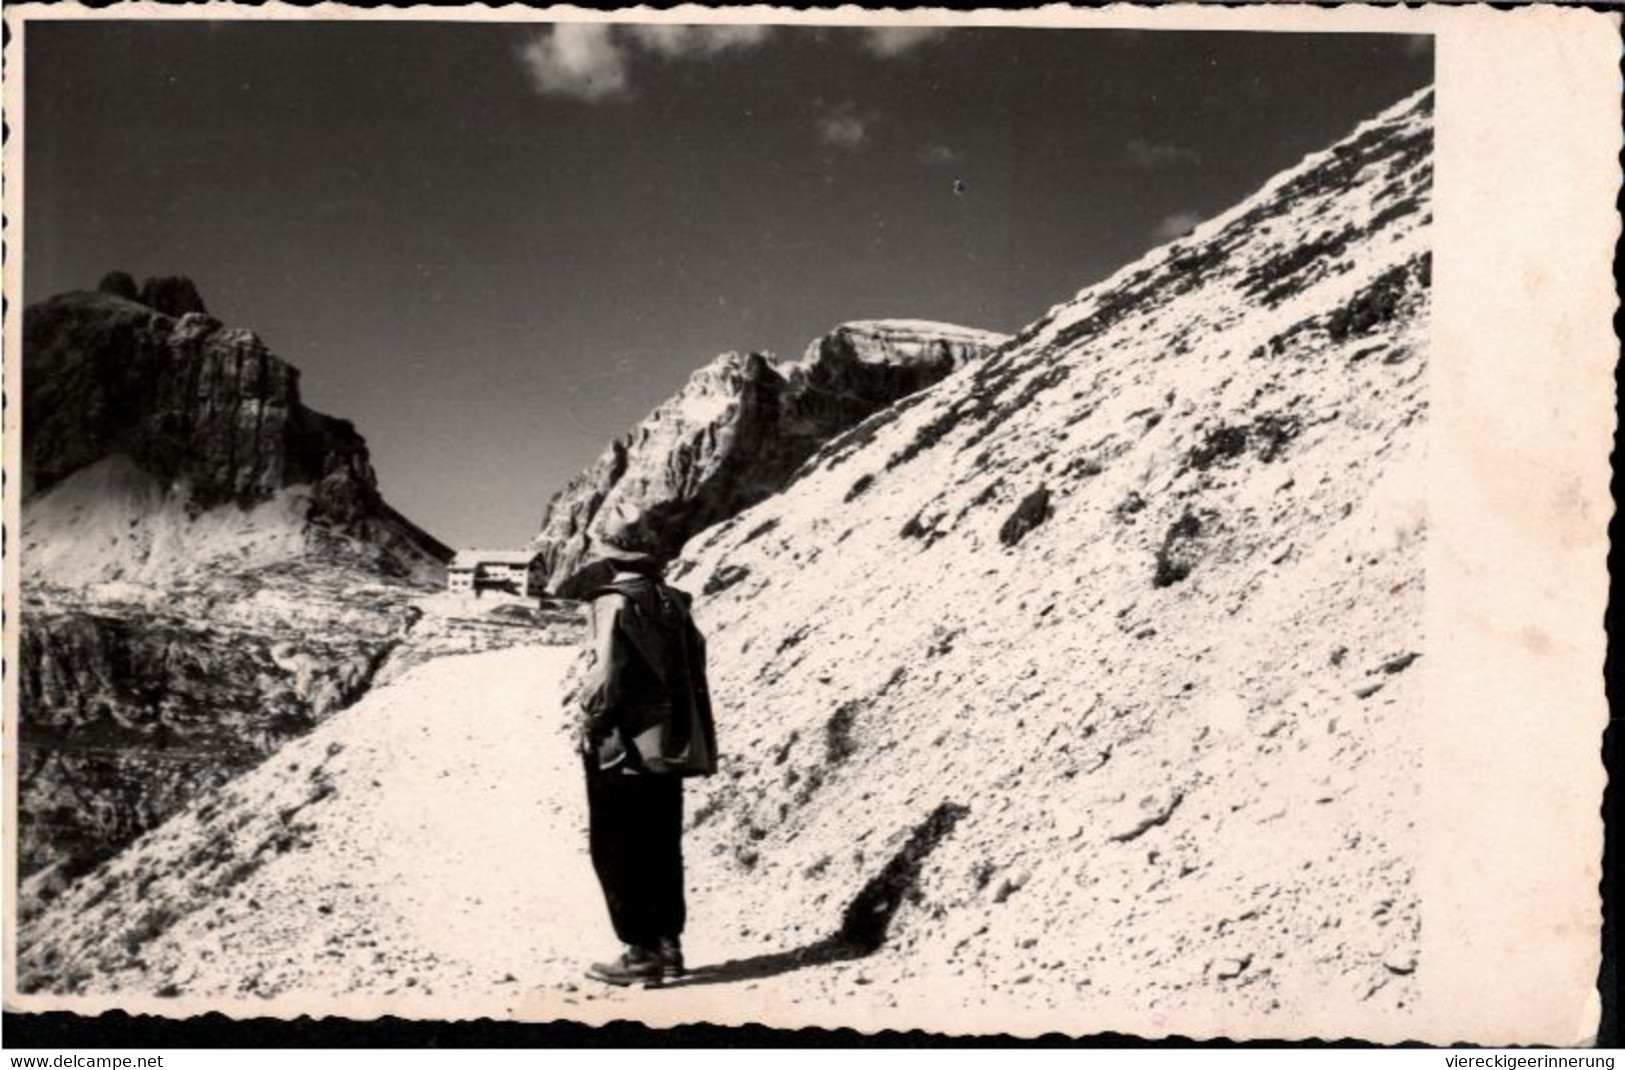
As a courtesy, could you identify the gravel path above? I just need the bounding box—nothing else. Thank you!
[17,643,881,1029]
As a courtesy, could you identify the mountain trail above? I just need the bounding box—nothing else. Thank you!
[18,643,888,1026]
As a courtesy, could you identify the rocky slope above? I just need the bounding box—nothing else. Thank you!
[14,646,585,1005]
[15,88,1431,1037]
[16,277,453,890]
[16,571,414,890]
[670,86,1432,1030]
[532,320,1004,591]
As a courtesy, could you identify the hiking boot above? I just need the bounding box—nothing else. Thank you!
[585,946,663,988]
[657,936,686,982]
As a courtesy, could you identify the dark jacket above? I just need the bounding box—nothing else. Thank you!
[581,576,719,777]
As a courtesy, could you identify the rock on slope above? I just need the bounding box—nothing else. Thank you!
[532,320,1004,591]
[17,277,452,887]
[670,87,1432,1030]
[16,90,1430,1035]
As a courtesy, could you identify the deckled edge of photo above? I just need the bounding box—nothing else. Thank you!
[0,0,1616,1045]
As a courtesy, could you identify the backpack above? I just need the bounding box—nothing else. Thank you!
[592,579,719,777]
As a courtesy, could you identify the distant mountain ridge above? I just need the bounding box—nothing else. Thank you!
[532,319,1006,591]
[21,276,450,586]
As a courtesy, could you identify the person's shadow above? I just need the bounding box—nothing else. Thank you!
[662,935,868,988]
[667,801,972,988]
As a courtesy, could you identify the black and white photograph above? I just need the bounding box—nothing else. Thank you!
[1,3,1613,1048]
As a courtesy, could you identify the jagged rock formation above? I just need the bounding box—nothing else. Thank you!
[16,583,408,885]
[92,272,205,315]
[18,88,1431,1035]
[21,279,448,583]
[96,271,139,302]
[532,320,1005,591]
[16,278,452,891]
[138,275,209,318]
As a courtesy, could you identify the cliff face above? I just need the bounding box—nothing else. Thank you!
[16,590,405,883]
[22,283,448,583]
[532,320,1005,591]
[16,277,451,892]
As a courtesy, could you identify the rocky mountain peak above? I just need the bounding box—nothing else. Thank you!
[138,275,208,317]
[21,280,448,585]
[16,276,456,891]
[532,319,1007,592]
[790,319,1008,371]
[95,271,140,302]
[93,271,210,317]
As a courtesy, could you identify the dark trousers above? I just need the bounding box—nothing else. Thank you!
[584,759,686,948]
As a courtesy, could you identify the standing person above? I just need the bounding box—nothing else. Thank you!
[566,526,719,989]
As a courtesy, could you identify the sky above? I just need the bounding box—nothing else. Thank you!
[24,21,1432,550]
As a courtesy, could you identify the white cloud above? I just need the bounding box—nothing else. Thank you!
[818,105,872,150]
[519,23,774,102]
[628,24,774,58]
[1152,211,1203,242]
[520,24,630,102]
[861,27,949,58]
[919,143,964,166]
[1126,138,1201,170]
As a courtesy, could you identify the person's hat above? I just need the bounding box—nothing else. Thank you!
[590,510,665,570]
[553,507,667,599]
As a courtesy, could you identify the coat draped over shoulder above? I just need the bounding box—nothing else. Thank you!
[580,577,719,777]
